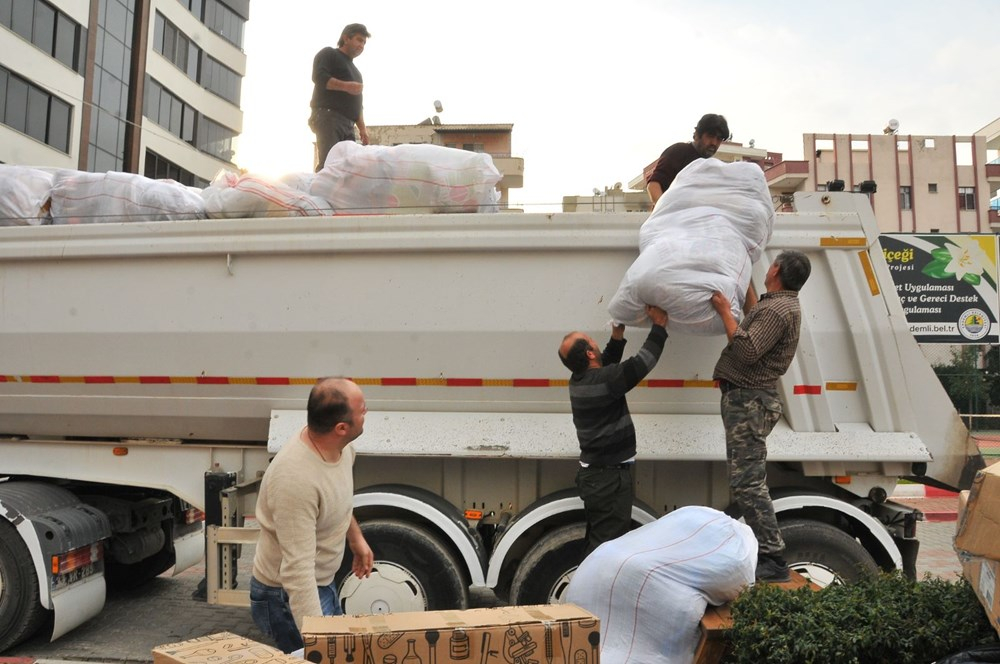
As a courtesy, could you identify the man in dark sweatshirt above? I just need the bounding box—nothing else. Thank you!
[558,304,669,557]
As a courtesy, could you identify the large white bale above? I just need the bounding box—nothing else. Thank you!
[565,506,757,664]
[310,141,501,215]
[201,171,332,218]
[50,171,206,224]
[0,165,54,226]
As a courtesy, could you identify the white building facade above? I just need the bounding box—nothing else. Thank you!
[0,0,248,186]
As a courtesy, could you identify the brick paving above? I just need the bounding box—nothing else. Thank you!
[3,496,969,663]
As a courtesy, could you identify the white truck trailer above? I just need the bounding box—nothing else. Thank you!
[0,192,981,651]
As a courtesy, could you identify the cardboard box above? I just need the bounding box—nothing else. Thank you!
[960,555,1000,637]
[954,464,1000,559]
[153,632,303,664]
[302,604,600,664]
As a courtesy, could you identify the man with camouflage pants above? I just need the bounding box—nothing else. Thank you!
[710,250,811,582]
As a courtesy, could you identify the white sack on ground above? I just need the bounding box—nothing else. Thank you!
[642,159,774,261]
[311,141,502,215]
[608,223,752,335]
[50,171,206,224]
[609,158,774,335]
[201,171,332,218]
[0,165,54,226]
[565,506,757,664]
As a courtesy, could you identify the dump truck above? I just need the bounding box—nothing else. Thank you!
[0,191,981,651]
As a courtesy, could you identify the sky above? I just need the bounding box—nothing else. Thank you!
[234,0,1000,212]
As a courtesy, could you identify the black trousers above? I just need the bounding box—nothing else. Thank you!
[576,464,634,559]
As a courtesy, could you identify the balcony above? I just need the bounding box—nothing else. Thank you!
[764,160,810,191]
[492,156,524,189]
[986,163,1000,182]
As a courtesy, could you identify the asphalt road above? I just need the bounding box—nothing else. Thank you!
[4,515,964,663]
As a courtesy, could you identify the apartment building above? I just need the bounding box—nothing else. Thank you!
[0,0,248,186]
[766,123,1000,233]
[366,122,524,210]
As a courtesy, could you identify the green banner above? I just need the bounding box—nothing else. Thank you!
[880,234,999,344]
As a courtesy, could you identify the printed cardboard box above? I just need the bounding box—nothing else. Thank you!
[955,464,1000,559]
[302,604,600,664]
[152,632,302,664]
[960,555,1000,638]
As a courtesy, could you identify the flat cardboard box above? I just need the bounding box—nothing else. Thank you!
[302,604,600,664]
[153,632,302,664]
[961,555,1000,638]
[954,463,1000,559]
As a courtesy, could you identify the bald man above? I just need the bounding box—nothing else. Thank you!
[558,305,669,557]
[250,377,374,652]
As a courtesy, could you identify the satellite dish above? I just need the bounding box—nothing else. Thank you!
[884,118,899,135]
[434,100,444,113]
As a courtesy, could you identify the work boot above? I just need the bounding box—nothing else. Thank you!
[755,554,791,583]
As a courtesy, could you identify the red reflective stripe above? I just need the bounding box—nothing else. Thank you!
[647,379,685,388]
[196,376,229,385]
[794,385,822,395]
[446,378,483,387]
[29,376,60,383]
[382,377,418,386]
[255,377,291,385]
[139,376,171,384]
[83,376,115,384]
[513,379,550,387]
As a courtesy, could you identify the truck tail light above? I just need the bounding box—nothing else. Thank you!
[184,507,206,524]
[52,542,103,575]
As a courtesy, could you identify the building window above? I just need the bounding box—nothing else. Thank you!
[154,12,242,105]
[145,150,209,187]
[0,0,86,72]
[900,186,912,210]
[87,0,136,173]
[959,187,976,210]
[178,0,245,48]
[144,75,236,162]
[928,183,938,194]
[462,143,484,152]
[0,64,72,152]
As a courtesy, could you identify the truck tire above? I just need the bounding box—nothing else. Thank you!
[509,523,586,606]
[336,519,468,613]
[781,518,879,586]
[0,523,48,652]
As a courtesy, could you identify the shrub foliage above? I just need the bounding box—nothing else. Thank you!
[725,572,998,664]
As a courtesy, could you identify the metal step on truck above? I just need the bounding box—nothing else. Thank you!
[0,191,981,651]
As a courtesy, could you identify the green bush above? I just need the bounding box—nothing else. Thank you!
[725,572,998,664]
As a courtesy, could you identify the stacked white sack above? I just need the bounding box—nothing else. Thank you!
[201,171,332,218]
[50,171,206,224]
[0,165,54,226]
[310,141,502,215]
[565,506,757,664]
[608,159,774,335]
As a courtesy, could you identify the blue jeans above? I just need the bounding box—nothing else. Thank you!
[250,576,343,653]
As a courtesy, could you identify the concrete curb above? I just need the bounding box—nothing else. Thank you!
[892,484,959,522]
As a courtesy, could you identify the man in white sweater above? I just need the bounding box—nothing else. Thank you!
[250,377,374,652]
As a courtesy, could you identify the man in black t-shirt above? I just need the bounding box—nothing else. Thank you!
[309,23,371,172]
[645,113,730,204]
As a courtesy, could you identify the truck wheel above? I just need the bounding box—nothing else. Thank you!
[509,523,585,606]
[781,518,879,587]
[0,523,48,652]
[336,519,468,613]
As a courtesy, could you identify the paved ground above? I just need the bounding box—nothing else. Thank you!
[2,496,966,664]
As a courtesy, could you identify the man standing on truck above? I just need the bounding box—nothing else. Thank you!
[710,250,811,583]
[559,304,670,558]
[309,23,371,172]
[646,113,730,205]
[250,377,374,653]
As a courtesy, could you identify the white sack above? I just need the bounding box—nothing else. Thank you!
[643,159,774,262]
[0,165,54,225]
[201,171,332,218]
[311,141,502,215]
[607,224,753,336]
[565,506,757,664]
[609,158,774,335]
[50,171,206,224]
